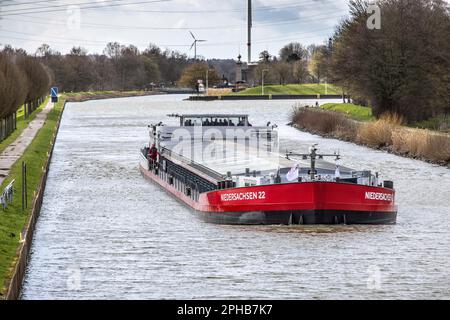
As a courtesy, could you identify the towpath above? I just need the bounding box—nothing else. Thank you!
[0,101,54,186]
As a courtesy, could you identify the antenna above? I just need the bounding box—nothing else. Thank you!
[189,31,206,60]
[286,144,343,181]
[247,0,252,63]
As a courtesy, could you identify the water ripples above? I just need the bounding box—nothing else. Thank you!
[21,95,450,299]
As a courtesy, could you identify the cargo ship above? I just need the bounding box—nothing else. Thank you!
[139,114,397,225]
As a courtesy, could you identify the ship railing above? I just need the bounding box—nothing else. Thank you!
[160,146,224,182]
[156,126,277,141]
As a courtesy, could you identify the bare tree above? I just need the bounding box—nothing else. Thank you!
[293,59,310,84]
[330,0,450,121]
[17,54,51,116]
[0,49,50,139]
[178,63,220,89]
[279,42,307,63]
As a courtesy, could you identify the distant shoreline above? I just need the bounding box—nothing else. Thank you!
[188,94,345,101]
[64,91,164,103]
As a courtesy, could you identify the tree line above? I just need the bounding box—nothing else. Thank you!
[252,41,332,86]
[330,0,449,122]
[175,43,332,89]
[35,43,238,92]
[35,43,194,92]
[251,0,449,122]
[0,47,51,141]
[1,0,447,124]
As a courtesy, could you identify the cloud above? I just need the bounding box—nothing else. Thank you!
[0,0,350,59]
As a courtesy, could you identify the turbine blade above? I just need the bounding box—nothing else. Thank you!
[190,42,195,50]
[189,31,196,40]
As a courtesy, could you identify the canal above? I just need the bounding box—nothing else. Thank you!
[21,95,450,299]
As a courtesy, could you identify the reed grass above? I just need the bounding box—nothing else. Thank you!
[292,107,358,139]
[356,113,403,147]
[392,129,450,163]
[206,88,232,96]
[291,107,450,165]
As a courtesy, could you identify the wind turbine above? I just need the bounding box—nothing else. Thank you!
[189,31,206,60]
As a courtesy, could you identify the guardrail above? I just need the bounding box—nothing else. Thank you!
[1,179,14,210]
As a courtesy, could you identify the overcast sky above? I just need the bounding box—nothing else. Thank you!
[0,0,351,60]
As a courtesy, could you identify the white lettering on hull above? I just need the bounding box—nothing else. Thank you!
[365,192,393,202]
[221,191,266,202]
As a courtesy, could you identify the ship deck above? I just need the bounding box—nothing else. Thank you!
[160,139,352,181]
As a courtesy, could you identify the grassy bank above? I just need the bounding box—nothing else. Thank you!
[64,90,162,102]
[321,103,374,122]
[292,107,450,166]
[322,102,449,132]
[0,97,65,297]
[231,84,342,96]
[0,97,49,154]
[414,115,450,133]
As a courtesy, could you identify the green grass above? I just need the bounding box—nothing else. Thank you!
[0,97,49,154]
[414,115,450,133]
[0,97,64,297]
[231,84,342,96]
[321,103,374,122]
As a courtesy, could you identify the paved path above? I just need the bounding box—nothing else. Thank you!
[0,101,54,185]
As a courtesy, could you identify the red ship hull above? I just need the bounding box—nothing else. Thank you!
[140,164,397,225]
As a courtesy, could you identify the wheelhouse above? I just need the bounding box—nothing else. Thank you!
[175,114,250,127]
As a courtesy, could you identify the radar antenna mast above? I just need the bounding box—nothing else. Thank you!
[286,145,341,181]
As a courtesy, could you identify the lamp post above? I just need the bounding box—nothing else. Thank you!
[262,69,269,95]
[206,69,209,96]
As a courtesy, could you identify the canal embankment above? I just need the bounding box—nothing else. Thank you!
[232,84,343,96]
[291,106,450,167]
[188,84,347,101]
[188,94,346,101]
[0,97,66,300]
[63,90,163,103]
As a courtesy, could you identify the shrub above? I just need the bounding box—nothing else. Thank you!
[422,134,450,163]
[357,113,403,148]
[291,106,357,138]
[414,115,450,133]
[291,107,450,165]
[392,129,450,163]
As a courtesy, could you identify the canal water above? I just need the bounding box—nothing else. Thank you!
[21,95,450,299]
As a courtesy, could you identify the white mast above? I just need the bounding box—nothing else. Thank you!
[247,0,252,63]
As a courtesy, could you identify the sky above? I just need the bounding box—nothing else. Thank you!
[0,0,351,60]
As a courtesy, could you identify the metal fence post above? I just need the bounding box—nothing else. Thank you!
[25,163,27,209]
[22,162,27,211]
